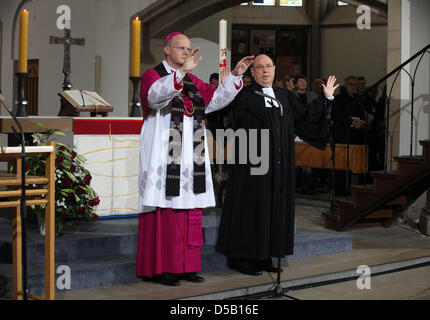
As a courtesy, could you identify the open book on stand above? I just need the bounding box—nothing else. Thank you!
[58,90,113,117]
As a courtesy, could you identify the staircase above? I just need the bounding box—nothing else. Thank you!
[324,140,430,231]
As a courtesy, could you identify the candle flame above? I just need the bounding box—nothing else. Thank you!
[135,17,140,21]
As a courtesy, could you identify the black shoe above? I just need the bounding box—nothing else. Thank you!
[175,272,205,283]
[153,273,181,286]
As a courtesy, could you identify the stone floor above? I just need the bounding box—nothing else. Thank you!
[53,197,430,300]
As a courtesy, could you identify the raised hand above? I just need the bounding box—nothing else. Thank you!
[180,47,203,74]
[220,66,231,84]
[322,75,339,98]
[232,56,254,76]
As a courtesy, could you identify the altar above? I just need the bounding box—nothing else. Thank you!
[0,116,143,219]
[73,118,142,218]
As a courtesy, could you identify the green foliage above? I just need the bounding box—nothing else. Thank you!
[27,123,99,233]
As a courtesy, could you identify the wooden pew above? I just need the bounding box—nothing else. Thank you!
[295,141,368,174]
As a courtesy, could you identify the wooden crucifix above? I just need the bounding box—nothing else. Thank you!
[49,28,85,91]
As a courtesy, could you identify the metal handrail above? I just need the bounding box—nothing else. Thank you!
[365,44,430,171]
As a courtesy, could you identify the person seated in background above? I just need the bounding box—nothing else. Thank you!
[332,76,367,195]
[293,75,319,195]
[357,76,366,97]
[313,78,325,96]
[283,74,296,91]
[312,78,330,191]
[243,73,252,87]
[293,75,318,106]
[366,85,385,172]
[274,78,283,88]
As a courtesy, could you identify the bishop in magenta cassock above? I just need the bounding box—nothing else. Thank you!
[136,32,254,286]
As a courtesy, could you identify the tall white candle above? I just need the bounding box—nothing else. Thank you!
[219,19,227,72]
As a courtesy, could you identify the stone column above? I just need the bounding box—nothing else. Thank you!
[385,0,403,171]
[309,0,322,84]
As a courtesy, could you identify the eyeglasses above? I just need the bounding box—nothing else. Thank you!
[252,64,275,70]
[170,46,192,54]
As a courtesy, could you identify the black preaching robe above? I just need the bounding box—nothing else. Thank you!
[215,80,331,259]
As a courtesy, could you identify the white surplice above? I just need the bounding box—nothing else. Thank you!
[139,61,243,212]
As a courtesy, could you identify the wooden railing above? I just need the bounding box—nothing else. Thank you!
[0,142,56,300]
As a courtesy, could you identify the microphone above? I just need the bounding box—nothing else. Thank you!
[254,90,284,117]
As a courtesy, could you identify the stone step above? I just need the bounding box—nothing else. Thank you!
[0,217,219,265]
[0,226,353,297]
[0,209,353,298]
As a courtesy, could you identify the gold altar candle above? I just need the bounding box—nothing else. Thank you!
[18,10,29,73]
[131,17,141,77]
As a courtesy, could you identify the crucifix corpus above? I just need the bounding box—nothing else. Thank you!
[49,28,85,115]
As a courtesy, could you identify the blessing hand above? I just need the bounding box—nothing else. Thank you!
[220,66,231,84]
[232,56,254,76]
[179,47,202,74]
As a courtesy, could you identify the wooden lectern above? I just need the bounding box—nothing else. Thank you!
[0,142,56,300]
[58,90,113,117]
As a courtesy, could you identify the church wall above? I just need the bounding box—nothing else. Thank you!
[399,0,430,157]
[0,0,156,118]
[320,4,387,87]
[38,0,97,116]
[184,8,233,83]
[320,25,387,86]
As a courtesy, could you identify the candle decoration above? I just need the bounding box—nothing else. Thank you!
[18,10,29,73]
[219,19,227,73]
[16,10,29,117]
[131,17,141,77]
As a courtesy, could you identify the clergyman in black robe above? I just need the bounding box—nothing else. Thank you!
[215,54,339,276]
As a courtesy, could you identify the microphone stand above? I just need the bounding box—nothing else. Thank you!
[0,93,28,300]
[346,119,350,198]
[329,120,337,216]
[254,90,297,300]
[358,95,370,183]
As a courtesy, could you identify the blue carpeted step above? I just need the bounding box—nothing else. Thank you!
[0,218,139,264]
[0,256,139,297]
[288,229,353,260]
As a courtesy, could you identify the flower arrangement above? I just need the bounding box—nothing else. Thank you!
[26,123,99,235]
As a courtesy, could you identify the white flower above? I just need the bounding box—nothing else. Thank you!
[32,134,42,145]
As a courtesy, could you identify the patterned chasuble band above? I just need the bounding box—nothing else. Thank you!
[153,64,206,197]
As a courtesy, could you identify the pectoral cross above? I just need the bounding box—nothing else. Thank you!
[50,28,85,91]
